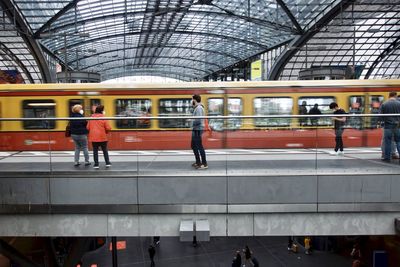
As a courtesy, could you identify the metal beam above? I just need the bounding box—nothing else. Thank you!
[276,0,303,34]
[49,30,269,51]
[0,0,53,82]
[94,62,209,75]
[365,35,400,79]
[67,45,241,65]
[0,239,42,267]
[103,70,193,81]
[268,0,355,80]
[37,10,293,35]
[0,41,34,83]
[34,0,81,38]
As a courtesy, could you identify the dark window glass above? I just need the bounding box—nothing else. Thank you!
[369,95,384,128]
[159,98,191,128]
[254,97,293,127]
[68,99,83,116]
[90,99,101,114]
[115,99,152,129]
[348,96,365,129]
[298,97,336,126]
[23,100,56,129]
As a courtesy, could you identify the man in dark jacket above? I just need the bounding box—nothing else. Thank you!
[329,102,346,155]
[309,103,322,126]
[380,91,400,162]
[70,104,90,166]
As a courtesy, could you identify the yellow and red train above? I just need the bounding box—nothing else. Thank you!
[0,80,398,151]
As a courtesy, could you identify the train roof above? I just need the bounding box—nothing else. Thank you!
[1,79,400,92]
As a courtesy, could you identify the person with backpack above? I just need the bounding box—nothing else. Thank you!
[329,102,347,155]
[191,94,208,169]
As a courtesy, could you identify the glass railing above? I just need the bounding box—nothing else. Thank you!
[0,114,397,174]
[1,114,399,214]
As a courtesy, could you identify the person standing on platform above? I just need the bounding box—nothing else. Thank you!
[70,104,90,167]
[87,105,112,169]
[148,244,156,267]
[232,250,242,267]
[329,102,346,155]
[191,94,208,169]
[379,91,400,162]
[304,236,311,255]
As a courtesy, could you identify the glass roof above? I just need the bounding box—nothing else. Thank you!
[12,0,336,81]
[1,0,398,82]
[280,0,400,80]
[0,5,43,83]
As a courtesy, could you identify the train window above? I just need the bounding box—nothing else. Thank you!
[68,99,84,116]
[158,98,192,128]
[254,97,293,127]
[207,98,242,130]
[369,95,384,128]
[22,100,56,129]
[90,99,101,114]
[298,97,335,126]
[348,96,365,129]
[115,99,152,129]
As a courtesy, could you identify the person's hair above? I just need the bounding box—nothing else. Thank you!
[389,91,397,98]
[95,105,104,114]
[329,102,338,109]
[314,103,318,107]
[192,94,201,103]
[71,104,82,113]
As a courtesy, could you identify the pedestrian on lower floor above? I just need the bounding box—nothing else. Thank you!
[148,244,156,267]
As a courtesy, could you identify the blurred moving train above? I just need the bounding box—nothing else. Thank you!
[0,80,398,151]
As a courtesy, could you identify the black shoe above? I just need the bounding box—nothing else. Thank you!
[84,162,91,166]
[74,162,80,167]
[381,158,391,163]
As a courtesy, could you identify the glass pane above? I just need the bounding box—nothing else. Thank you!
[254,97,293,127]
[158,98,191,128]
[348,96,365,129]
[68,99,83,116]
[369,95,384,128]
[23,100,56,129]
[298,97,335,126]
[228,98,242,129]
[208,98,223,131]
[115,99,152,129]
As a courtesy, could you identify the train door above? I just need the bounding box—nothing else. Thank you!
[348,95,365,129]
[207,97,243,131]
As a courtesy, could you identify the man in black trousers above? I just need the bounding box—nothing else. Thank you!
[148,244,156,267]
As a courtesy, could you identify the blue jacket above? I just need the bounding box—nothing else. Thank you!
[70,113,88,135]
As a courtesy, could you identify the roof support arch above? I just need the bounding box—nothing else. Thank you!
[0,0,52,82]
[0,41,34,83]
[268,0,354,80]
[275,0,303,34]
[365,35,400,79]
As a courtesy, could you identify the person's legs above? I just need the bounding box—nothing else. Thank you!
[191,131,201,165]
[393,128,400,159]
[334,129,341,152]
[81,135,90,163]
[197,130,207,165]
[384,127,393,160]
[72,135,81,164]
[92,142,100,166]
[337,128,344,152]
[100,141,111,165]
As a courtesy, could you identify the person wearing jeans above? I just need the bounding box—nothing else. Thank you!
[69,104,90,166]
[191,94,207,169]
[329,102,346,155]
[87,105,112,169]
[380,91,400,162]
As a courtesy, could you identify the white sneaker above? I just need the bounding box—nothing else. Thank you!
[106,164,111,168]
[93,165,99,169]
[338,151,344,156]
[330,151,339,156]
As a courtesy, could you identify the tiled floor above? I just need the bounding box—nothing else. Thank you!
[81,236,352,267]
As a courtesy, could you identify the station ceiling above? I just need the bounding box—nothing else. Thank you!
[0,0,398,82]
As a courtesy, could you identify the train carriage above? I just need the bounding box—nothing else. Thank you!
[0,80,398,151]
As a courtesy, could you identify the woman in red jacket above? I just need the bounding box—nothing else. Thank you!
[87,105,112,169]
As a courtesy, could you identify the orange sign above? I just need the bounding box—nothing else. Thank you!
[109,240,127,251]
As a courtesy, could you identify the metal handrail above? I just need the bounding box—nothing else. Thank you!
[0,113,398,121]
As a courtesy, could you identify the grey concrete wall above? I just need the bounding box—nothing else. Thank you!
[1,174,400,213]
[0,213,399,236]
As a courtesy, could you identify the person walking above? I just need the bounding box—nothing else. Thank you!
[299,101,308,126]
[87,105,112,169]
[148,244,156,267]
[329,102,346,155]
[232,250,241,267]
[243,245,252,267]
[191,94,208,169]
[304,236,311,255]
[379,91,400,162]
[69,104,90,167]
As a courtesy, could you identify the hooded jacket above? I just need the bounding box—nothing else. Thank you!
[87,113,112,142]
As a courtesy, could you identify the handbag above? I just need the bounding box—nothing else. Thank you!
[65,122,71,137]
